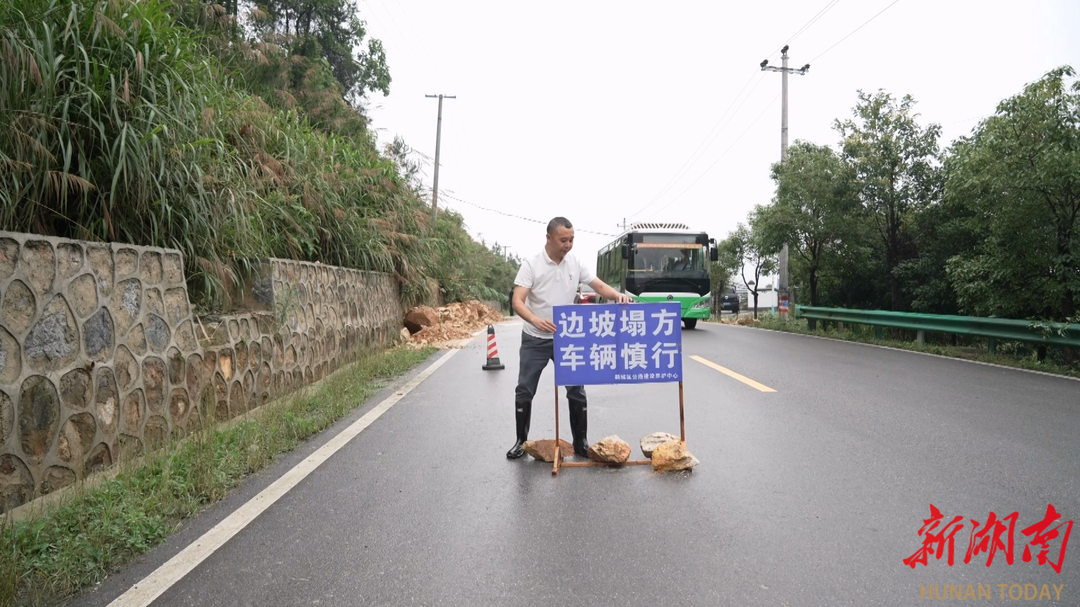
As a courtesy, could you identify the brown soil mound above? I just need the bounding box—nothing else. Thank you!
[404,301,505,347]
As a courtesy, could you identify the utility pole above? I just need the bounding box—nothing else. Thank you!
[425,94,456,218]
[760,45,809,318]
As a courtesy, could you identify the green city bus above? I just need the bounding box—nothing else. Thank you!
[595,222,717,329]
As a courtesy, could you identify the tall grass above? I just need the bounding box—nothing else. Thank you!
[0,0,449,309]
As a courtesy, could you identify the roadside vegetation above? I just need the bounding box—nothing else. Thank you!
[711,67,1080,371]
[0,345,434,607]
[0,0,518,308]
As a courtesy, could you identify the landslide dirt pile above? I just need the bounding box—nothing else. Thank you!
[402,301,504,347]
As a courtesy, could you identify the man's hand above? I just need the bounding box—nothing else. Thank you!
[589,279,634,305]
[532,318,558,334]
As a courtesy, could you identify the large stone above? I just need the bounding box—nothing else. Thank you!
[145,314,170,353]
[230,380,245,413]
[114,345,138,390]
[0,454,34,513]
[84,442,112,476]
[40,465,76,495]
[2,279,36,336]
[168,388,189,425]
[59,368,92,410]
[57,412,96,463]
[248,341,261,369]
[0,327,22,385]
[403,306,439,335]
[128,322,147,356]
[143,416,168,449]
[19,375,60,463]
[122,389,144,434]
[651,440,699,472]
[143,357,166,413]
[212,373,229,421]
[144,287,164,317]
[640,432,681,458]
[167,347,184,385]
[218,348,234,381]
[234,341,248,371]
[0,390,12,444]
[25,294,79,371]
[587,435,632,463]
[57,243,85,279]
[112,278,142,335]
[174,319,198,353]
[185,354,203,397]
[69,273,98,319]
[84,307,115,361]
[273,336,284,367]
[164,288,189,327]
[258,361,272,394]
[163,252,184,286]
[0,237,18,280]
[23,240,56,294]
[86,245,113,295]
[523,439,575,462]
[116,434,143,462]
[140,251,162,285]
[115,247,139,278]
[95,368,118,435]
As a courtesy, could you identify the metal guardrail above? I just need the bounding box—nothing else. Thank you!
[795,306,1080,348]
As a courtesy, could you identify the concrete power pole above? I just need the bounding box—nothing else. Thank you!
[760,45,809,318]
[425,94,456,218]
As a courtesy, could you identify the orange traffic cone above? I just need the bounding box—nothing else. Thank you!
[482,324,505,370]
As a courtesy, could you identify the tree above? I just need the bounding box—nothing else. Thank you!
[835,91,943,310]
[759,141,859,310]
[250,0,390,101]
[945,66,1080,324]
[720,221,777,319]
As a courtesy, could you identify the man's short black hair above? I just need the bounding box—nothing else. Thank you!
[547,217,573,235]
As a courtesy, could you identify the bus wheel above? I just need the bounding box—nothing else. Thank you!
[683,319,698,330]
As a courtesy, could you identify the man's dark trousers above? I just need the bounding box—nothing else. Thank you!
[514,332,588,456]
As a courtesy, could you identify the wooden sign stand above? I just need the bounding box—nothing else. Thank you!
[552,380,686,475]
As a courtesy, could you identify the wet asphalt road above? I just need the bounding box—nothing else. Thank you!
[72,318,1080,606]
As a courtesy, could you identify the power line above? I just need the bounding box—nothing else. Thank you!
[628,0,844,222]
[642,92,782,222]
[783,0,841,48]
[438,191,615,237]
[808,0,901,64]
[626,71,765,220]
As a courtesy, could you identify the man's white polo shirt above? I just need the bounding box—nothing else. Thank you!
[514,248,595,339]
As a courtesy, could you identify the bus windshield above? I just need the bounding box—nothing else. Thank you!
[631,240,706,274]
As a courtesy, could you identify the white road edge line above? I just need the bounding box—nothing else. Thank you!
[108,348,460,607]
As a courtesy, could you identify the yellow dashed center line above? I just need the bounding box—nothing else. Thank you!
[689,355,777,393]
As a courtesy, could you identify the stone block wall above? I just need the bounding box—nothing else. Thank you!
[0,232,403,513]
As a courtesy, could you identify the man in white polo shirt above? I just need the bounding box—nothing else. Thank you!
[507,217,633,459]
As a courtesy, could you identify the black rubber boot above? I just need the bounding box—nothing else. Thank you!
[568,398,589,457]
[506,401,531,459]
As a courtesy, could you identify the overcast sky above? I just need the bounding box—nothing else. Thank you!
[357,0,1079,274]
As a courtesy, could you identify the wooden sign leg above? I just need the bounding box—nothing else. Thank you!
[679,381,686,444]
[553,378,561,475]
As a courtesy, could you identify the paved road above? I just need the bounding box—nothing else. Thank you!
[73,319,1080,606]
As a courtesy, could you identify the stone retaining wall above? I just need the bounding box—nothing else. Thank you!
[0,232,403,513]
